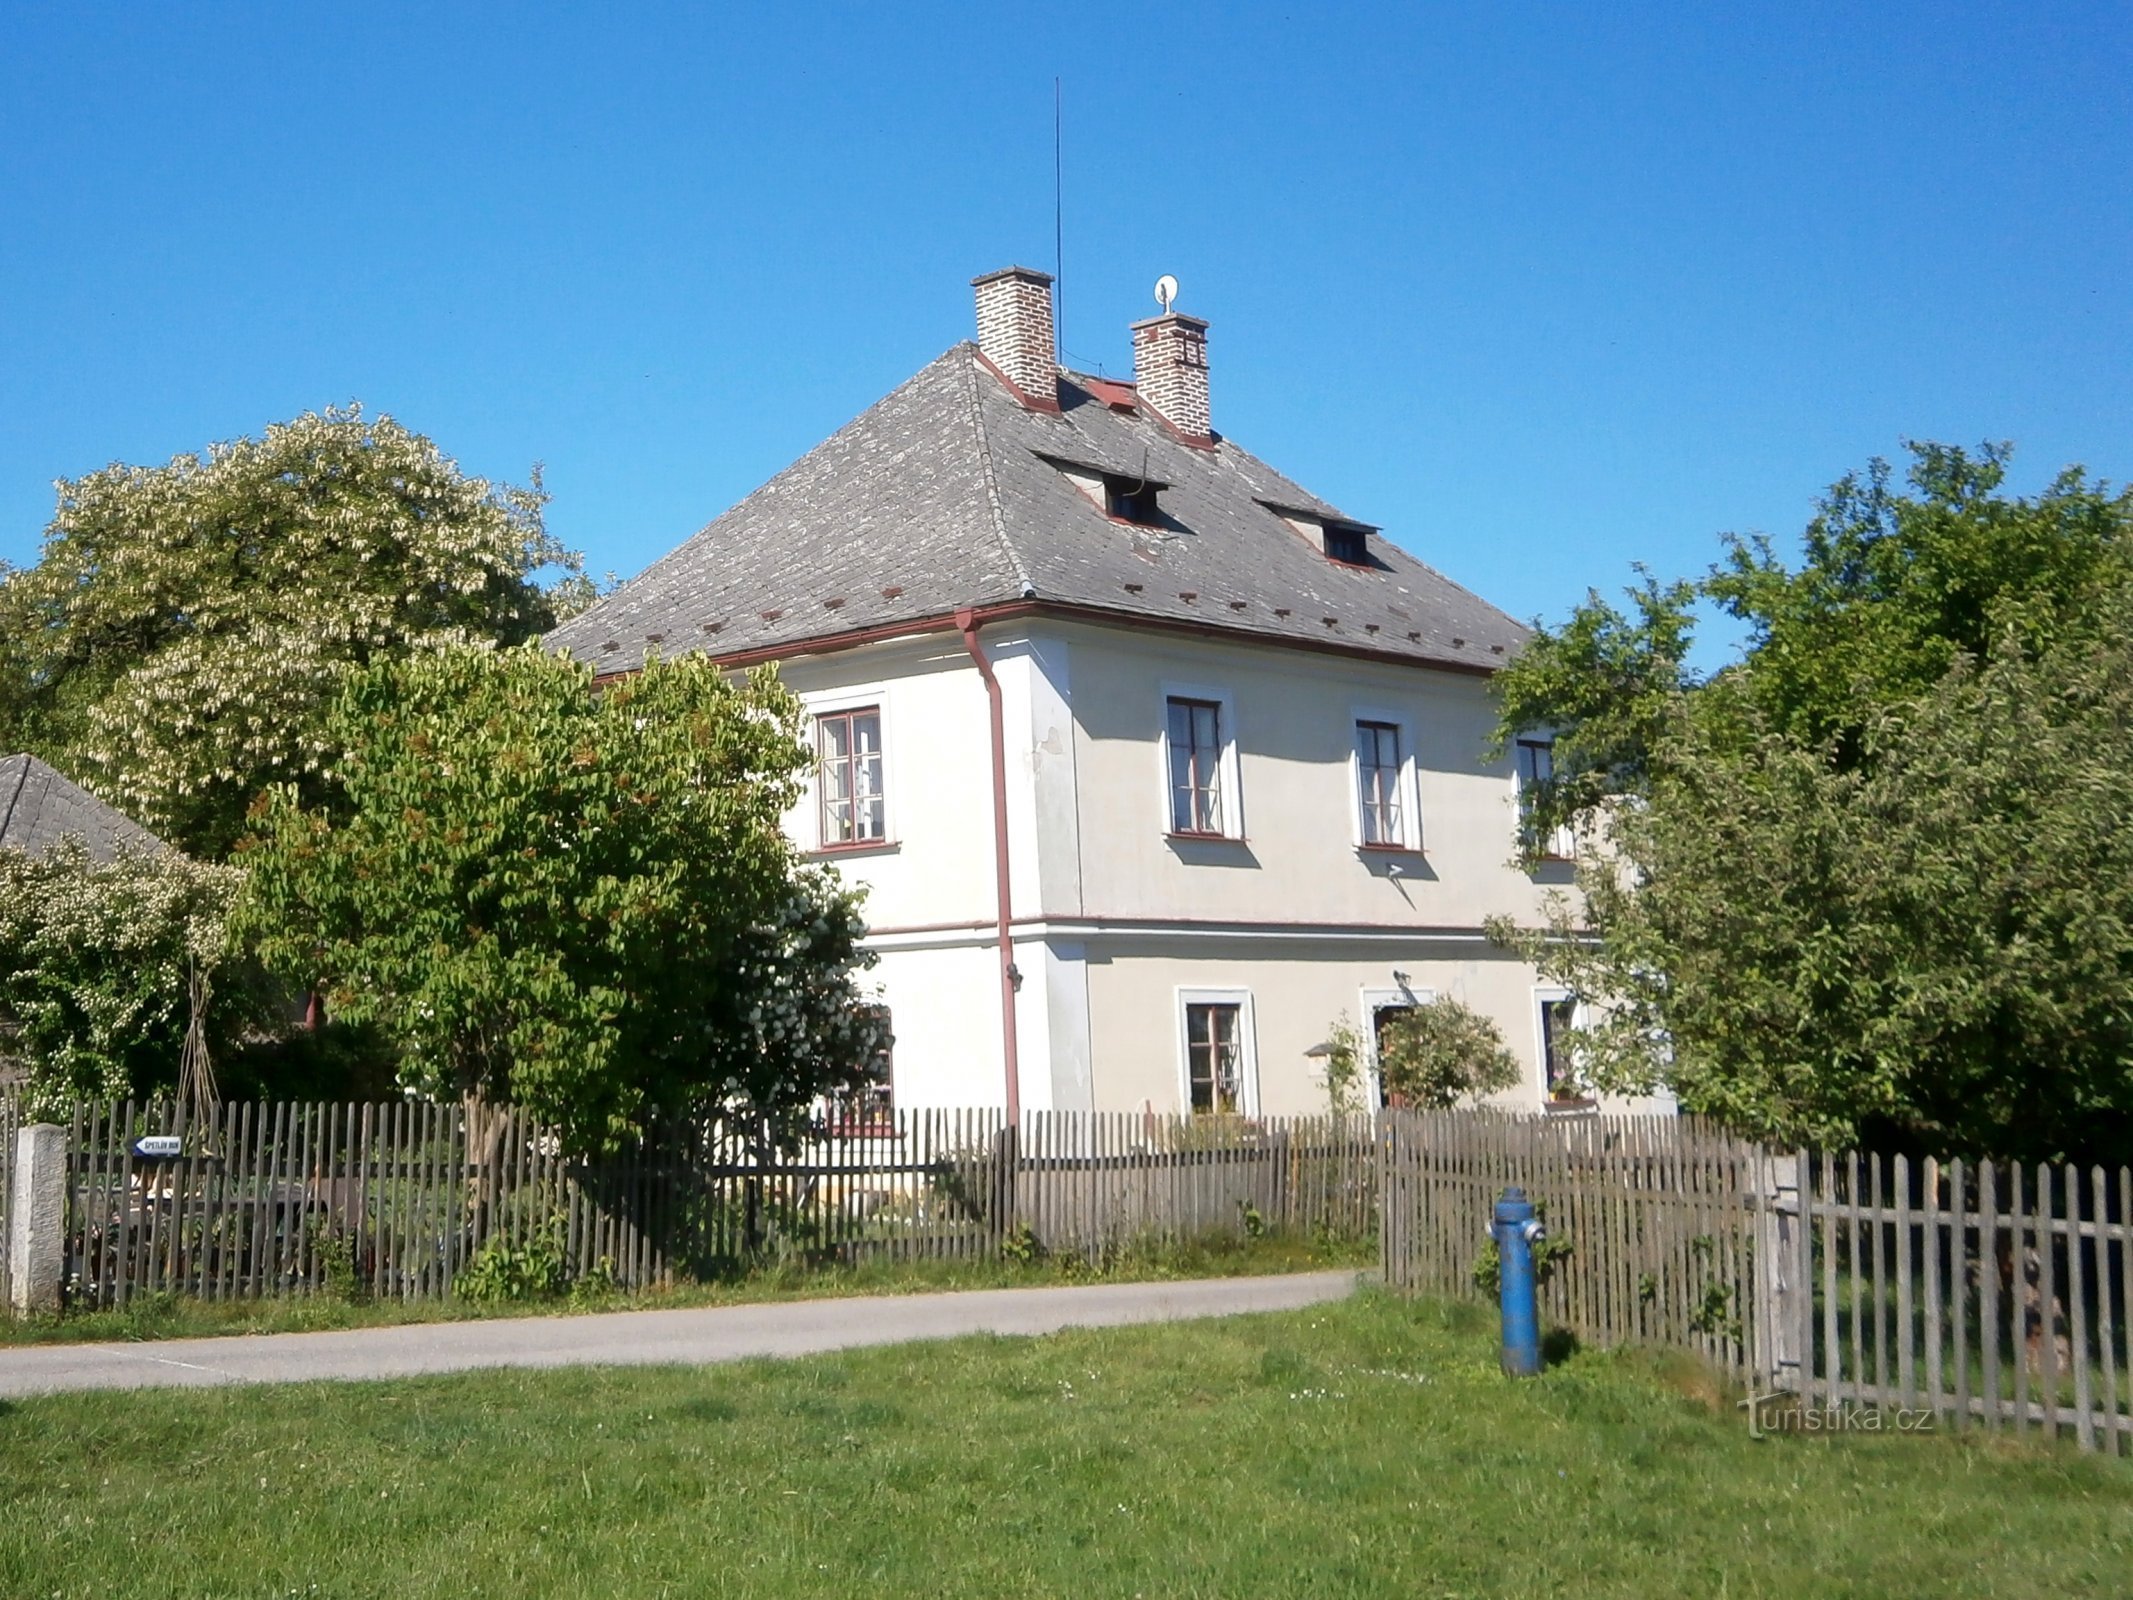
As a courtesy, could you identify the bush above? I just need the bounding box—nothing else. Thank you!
[1376,1000,1520,1109]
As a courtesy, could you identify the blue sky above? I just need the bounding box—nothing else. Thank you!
[3,3,2127,664]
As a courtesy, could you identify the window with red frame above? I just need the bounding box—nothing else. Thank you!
[1355,719,1406,847]
[817,707,885,846]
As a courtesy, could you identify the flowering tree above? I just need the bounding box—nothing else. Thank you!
[235,644,887,1154]
[0,408,593,858]
[0,840,259,1117]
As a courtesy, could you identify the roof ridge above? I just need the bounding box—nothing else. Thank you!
[961,348,1036,600]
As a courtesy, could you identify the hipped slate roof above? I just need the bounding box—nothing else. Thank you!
[0,754,168,863]
[547,344,1528,675]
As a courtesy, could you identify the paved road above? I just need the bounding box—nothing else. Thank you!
[0,1271,1360,1398]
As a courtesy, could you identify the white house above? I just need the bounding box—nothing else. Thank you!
[549,267,1660,1121]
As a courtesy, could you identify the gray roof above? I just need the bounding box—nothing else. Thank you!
[0,754,168,863]
[547,344,1528,675]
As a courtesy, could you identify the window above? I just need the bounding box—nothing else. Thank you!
[1540,996,1587,1104]
[1323,522,1369,565]
[1355,720,1405,847]
[1105,475,1163,525]
[1369,1002,1414,1108]
[1185,1002,1245,1114]
[826,1005,895,1136]
[817,707,886,847]
[1516,737,1574,859]
[1167,697,1225,835]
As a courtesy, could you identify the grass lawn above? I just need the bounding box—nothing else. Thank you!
[0,1233,1367,1347]
[2,1292,2126,1599]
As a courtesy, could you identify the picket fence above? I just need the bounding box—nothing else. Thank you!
[1792,1151,2133,1453]
[42,1097,1376,1307]
[1376,1110,2133,1454]
[10,1084,2132,1453]
[1379,1109,1770,1378]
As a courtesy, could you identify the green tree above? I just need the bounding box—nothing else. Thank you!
[234,643,886,1154]
[0,408,591,858]
[0,840,259,1116]
[1490,443,2133,1161]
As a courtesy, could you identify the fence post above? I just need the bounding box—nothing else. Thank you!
[1756,1148,1805,1393]
[8,1122,66,1316]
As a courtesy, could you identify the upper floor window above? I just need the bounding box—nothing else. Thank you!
[1167,697,1225,836]
[1355,720,1405,847]
[817,706,886,847]
[1516,737,1574,860]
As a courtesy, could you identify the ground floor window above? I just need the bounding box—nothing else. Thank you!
[1184,1000,1245,1114]
[1540,995,1587,1104]
[825,1004,895,1135]
[1369,1002,1414,1107]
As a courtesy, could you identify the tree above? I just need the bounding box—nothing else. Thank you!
[0,408,592,858]
[234,643,887,1154]
[0,840,260,1117]
[1490,443,2133,1162]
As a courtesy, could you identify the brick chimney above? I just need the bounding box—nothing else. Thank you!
[972,266,1058,409]
[1131,311,1211,442]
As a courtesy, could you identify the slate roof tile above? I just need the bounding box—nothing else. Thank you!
[0,754,168,863]
[546,344,1527,675]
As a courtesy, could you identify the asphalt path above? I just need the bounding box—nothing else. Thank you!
[0,1269,1361,1398]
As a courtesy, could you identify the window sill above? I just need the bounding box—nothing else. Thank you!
[1357,843,1425,857]
[810,839,900,860]
[1166,831,1247,845]
[1544,1096,1598,1115]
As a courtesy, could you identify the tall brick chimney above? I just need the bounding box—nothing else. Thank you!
[1131,311,1211,442]
[972,266,1057,408]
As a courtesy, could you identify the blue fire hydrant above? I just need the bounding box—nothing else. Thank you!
[1493,1186,1546,1377]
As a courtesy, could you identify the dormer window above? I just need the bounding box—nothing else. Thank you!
[1323,522,1369,566]
[1105,476,1163,526]
[1038,452,1169,528]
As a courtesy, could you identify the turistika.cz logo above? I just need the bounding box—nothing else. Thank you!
[1739,1393,1936,1438]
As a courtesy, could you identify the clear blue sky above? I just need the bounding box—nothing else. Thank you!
[4,3,2127,663]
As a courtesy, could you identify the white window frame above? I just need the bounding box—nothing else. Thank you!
[1348,704,1423,852]
[1533,986,1590,1106]
[801,684,897,852]
[1175,987,1259,1116]
[1157,680,1244,840]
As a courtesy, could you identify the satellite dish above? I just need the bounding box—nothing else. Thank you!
[1154,274,1179,314]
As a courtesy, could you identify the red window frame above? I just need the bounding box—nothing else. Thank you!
[1167,697,1225,836]
[817,706,886,848]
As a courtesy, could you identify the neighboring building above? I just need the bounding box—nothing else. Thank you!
[0,753,167,862]
[550,267,1661,1120]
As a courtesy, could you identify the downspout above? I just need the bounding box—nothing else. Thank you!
[957,608,1022,1122]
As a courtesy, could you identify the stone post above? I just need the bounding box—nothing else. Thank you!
[9,1122,65,1316]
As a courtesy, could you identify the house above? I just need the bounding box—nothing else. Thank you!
[0,752,167,863]
[548,266,1660,1120]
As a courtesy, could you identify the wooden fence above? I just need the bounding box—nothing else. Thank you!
[53,1099,1378,1308]
[1379,1109,1770,1379]
[1794,1151,2133,1454]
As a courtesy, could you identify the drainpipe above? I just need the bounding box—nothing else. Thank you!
[957,608,1022,1122]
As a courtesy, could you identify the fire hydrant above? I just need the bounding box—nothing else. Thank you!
[1493,1185,1546,1377]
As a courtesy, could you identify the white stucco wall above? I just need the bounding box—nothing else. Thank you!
[762,617,1649,1121]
